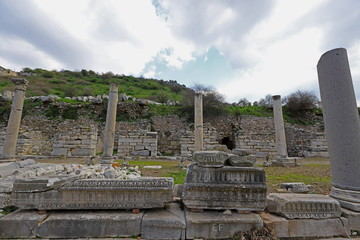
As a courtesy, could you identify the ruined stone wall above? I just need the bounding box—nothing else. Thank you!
[180,123,220,157]
[0,103,328,158]
[117,131,157,157]
[51,125,97,157]
[151,115,187,155]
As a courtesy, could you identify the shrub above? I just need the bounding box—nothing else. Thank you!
[42,71,55,78]
[285,90,318,111]
[61,106,78,120]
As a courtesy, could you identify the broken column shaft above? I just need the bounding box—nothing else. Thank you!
[194,93,203,152]
[2,78,28,160]
[101,82,119,164]
[317,48,360,210]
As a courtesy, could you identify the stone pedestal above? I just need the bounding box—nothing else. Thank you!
[271,95,292,167]
[186,210,263,240]
[317,48,360,209]
[101,82,119,164]
[261,212,349,239]
[194,93,203,152]
[11,177,174,210]
[182,151,267,211]
[1,78,28,162]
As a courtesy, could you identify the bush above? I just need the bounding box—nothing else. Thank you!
[285,90,318,111]
[61,106,78,120]
[42,71,55,78]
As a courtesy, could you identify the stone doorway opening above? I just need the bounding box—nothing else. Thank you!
[221,136,234,150]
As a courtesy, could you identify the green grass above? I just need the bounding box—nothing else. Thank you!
[163,169,187,184]
[226,105,272,117]
[266,171,331,184]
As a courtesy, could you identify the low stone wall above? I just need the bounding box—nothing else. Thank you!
[51,125,97,157]
[117,131,157,157]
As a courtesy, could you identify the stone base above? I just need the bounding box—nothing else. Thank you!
[271,157,294,167]
[141,203,185,240]
[330,186,360,212]
[342,208,360,231]
[100,155,114,164]
[0,209,143,239]
[182,164,267,211]
[185,209,263,239]
[260,212,349,239]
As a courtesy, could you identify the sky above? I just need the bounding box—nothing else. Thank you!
[1,0,360,104]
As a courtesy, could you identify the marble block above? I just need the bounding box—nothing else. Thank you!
[193,151,229,167]
[182,163,267,211]
[11,177,174,210]
[267,193,342,219]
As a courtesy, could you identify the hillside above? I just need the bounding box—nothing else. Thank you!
[0,67,188,103]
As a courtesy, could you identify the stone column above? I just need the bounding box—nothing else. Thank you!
[194,93,203,152]
[317,48,360,211]
[101,82,119,164]
[1,78,28,161]
[271,95,291,166]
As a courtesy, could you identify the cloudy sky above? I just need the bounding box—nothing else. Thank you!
[1,0,360,104]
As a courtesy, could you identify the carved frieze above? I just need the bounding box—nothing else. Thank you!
[193,151,228,167]
[266,193,342,219]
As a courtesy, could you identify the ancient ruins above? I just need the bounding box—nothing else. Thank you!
[0,48,359,239]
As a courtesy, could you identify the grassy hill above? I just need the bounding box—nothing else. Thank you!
[0,68,187,103]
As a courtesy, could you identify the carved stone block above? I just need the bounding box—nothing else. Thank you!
[193,151,229,167]
[228,154,256,167]
[11,177,173,210]
[182,163,267,210]
[185,209,263,239]
[266,193,342,219]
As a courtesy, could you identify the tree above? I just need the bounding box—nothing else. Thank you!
[180,84,225,121]
[258,94,273,108]
[285,90,318,111]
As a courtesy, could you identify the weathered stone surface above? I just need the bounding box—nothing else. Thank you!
[232,148,251,156]
[228,154,256,167]
[16,159,36,168]
[317,48,360,192]
[260,212,349,239]
[272,95,288,158]
[267,193,342,219]
[182,163,266,210]
[12,175,81,193]
[194,93,203,152]
[37,210,143,238]
[279,182,313,193]
[141,203,185,240]
[0,209,143,239]
[330,186,360,211]
[11,177,173,210]
[342,207,360,231]
[0,193,11,208]
[0,210,45,238]
[185,209,263,239]
[193,151,229,167]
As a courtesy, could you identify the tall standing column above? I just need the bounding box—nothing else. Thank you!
[271,95,291,166]
[317,48,360,211]
[194,93,203,152]
[1,78,28,161]
[101,82,119,164]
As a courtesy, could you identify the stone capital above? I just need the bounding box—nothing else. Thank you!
[11,78,28,91]
[109,82,119,92]
[272,95,281,100]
